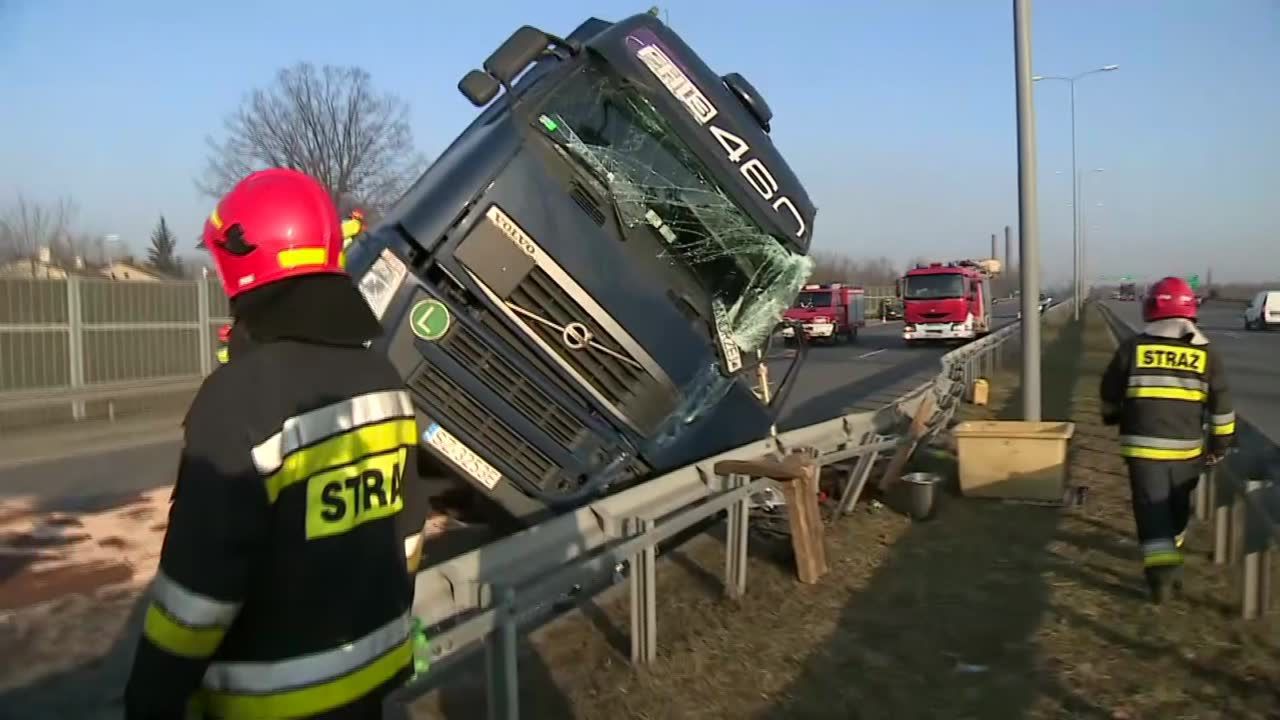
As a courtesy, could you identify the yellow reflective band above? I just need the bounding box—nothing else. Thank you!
[342,218,363,239]
[277,247,328,269]
[143,603,226,659]
[216,347,230,364]
[1125,387,1207,402]
[1121,445,1203,461]
[210,209,224,230]
[339,249,347,268]
[1143,550,1183,568]
[305,447,407,540]
[201,639,412,720]
[1211,421,1235,436]
[263,418,417,503]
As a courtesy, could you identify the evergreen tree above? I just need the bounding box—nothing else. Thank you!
[147,215,183,277]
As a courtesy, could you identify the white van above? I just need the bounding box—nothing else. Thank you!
[1243,290,1280,331]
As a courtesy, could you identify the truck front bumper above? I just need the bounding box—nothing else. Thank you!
[782,322,837,339]
[903,323,974,341]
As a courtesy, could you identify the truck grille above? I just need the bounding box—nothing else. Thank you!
[508,266,672,432]
[438,322,587,449]
[409,364,561,489]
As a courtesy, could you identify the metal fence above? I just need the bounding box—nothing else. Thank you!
[389,301,1073,720]
[0,276,231,427]
[0,276,231,394]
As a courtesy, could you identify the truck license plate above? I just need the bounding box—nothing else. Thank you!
[423,422,502,490]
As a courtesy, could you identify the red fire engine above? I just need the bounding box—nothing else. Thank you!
[783,283,867,344]
[898,259,1001,344]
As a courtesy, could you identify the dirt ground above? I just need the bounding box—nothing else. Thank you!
[405,307,1280,720]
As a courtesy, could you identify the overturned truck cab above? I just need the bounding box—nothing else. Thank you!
[345,14,817,522]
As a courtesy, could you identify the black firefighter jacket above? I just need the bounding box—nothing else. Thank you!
[1099,320,1235,462]
[125,339,418,719]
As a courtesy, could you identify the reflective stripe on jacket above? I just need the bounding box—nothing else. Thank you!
[125,340,417,719]
[1099,328,1234,462]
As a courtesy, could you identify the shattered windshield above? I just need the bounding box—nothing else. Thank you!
[531,57,813,353]
[904,274,965,300]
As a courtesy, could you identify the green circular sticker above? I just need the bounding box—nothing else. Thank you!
[409,299,451,341]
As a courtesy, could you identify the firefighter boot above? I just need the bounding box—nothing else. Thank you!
[1144,565,1182,604]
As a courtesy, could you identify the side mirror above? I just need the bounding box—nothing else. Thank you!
[458,70,501,107]
[484,26,553,85]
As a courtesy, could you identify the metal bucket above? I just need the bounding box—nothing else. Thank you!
[901,472,945,521]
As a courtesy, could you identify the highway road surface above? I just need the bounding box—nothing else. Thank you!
[0,311,1017,507]
[1104,299,1279,444]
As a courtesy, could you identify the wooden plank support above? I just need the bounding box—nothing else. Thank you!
[876,394,936,492]
[714,455,828,584]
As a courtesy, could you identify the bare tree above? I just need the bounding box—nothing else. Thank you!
[199,63,427,212]
[0,194,79,270]
[807,251,904,288]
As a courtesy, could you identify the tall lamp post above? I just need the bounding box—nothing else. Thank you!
[1033,65,1119,320]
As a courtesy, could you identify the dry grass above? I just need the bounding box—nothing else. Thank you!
[407,307,1280,720]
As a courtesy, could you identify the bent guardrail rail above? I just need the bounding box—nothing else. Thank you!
[389,302,1073,719]
[1096,301,1278,620]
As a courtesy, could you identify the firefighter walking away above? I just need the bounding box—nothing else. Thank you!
[125,168,418,719]
[1099,276,1235,603]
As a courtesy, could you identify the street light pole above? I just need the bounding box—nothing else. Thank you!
[1032,65,1118,321]
[1013,0,1042,421]
[1078,168,1104,303]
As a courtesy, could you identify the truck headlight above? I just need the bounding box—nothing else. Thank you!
[357,249,409,320]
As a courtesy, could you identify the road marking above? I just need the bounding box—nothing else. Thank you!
[858,349,886,359]
[1223,332,1240,339]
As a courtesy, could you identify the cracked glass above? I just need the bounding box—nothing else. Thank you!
[531,58,813,357]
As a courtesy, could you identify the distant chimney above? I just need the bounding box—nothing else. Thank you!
[37,246,51,264]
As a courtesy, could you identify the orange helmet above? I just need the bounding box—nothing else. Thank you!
[201,168,346,299]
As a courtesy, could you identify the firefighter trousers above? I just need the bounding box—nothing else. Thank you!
[1126,458,1200,571]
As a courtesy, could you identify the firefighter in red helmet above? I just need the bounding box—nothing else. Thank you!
[1100,276,1235,603]
[125,168,418,719]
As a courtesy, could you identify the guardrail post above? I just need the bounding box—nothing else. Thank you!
[485,585,520,720]
[629,517,657,665]
[837,441,879,516]
[66,275,86,420]
[723,474,749,600]
[1213,466,1231,565]
[1241,479,1271,620]
[197,279,213,376]
[1230,489,1247,565]
[1194,469,1210,522]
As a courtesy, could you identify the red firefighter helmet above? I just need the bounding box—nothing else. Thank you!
[200,168,346,299]
[1143,276,1198,322]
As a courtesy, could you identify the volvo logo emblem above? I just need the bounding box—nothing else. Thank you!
[561,322,593,350]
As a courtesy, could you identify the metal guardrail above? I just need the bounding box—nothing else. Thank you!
[390,302,1072,719]
[1096,302,1277,620]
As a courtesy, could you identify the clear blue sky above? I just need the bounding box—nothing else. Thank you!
[2,0,1277,283]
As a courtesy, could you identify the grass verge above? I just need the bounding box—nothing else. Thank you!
[406,305,1280,720]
